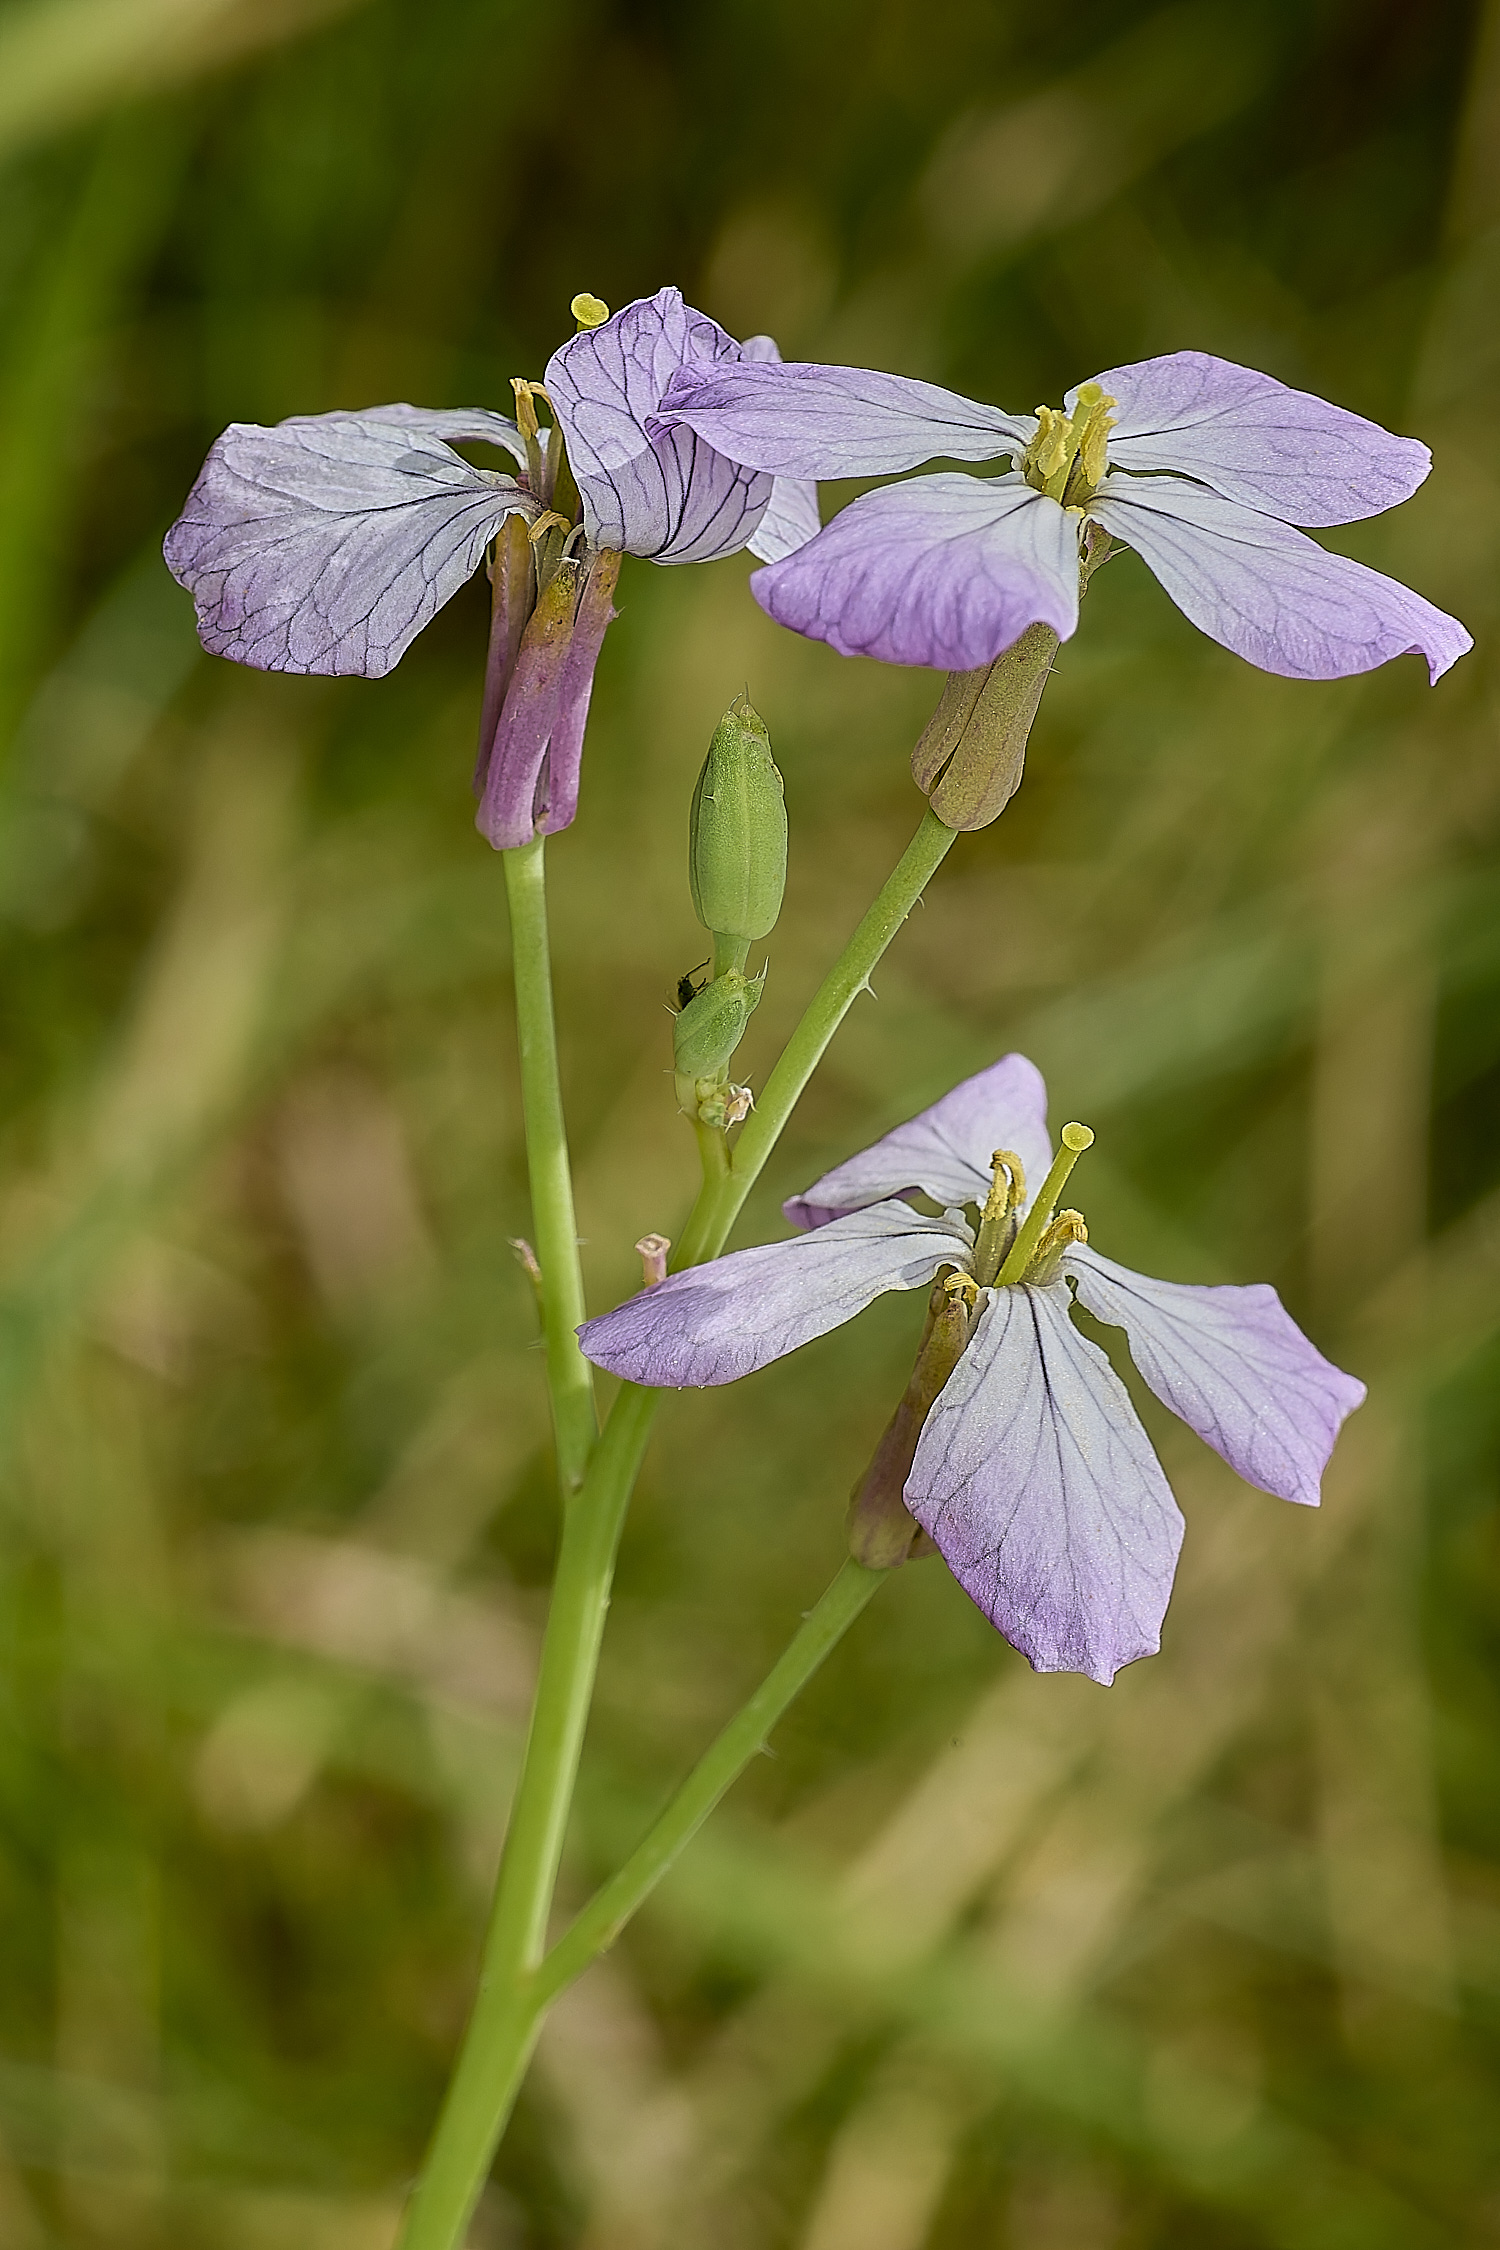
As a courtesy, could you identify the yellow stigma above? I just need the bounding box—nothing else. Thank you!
[1021,383,1116,506]
[571,292,610,330]
[993,1121,1096,1286]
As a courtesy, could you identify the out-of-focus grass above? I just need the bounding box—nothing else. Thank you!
[0,0,1496,2244]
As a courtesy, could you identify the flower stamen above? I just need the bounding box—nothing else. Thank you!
[1025,1208,1088,1285]
[1021,382,1117,508]
[973,1147,1028,1287]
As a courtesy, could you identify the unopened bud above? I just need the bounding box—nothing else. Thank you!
[689,696,788,948]
[671,968,762,1082]
[911,622,1058,830]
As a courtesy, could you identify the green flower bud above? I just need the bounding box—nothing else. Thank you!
[689,696,788,948]
[671,967,762,1083]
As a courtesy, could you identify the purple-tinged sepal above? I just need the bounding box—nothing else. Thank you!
[475,540,621,851]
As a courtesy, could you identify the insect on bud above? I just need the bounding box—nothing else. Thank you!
[689,696,788,958]
[671,968,763,1083]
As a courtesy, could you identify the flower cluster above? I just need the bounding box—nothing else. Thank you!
[163,288,816,847]
[579,1055,1365,1683]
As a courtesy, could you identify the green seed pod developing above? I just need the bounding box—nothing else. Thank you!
[689,696,788,945]
[672,969,762,1082]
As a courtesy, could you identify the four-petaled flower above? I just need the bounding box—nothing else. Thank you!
[162,288,816,847]
[656,349,1472,682]
[578,1054,1365,1684]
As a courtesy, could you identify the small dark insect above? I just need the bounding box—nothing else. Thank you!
[675,960,710,1010]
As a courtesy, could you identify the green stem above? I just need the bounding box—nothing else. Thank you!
[396,1388,657,2250]
[398,806,958,2250]
[535,1559,885,2005]
[501,839,596,1495]
[676,808,958,1268]
[398,1562,885,2250]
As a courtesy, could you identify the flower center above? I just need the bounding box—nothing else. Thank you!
[971,1121,1094,1289]
[1020,382,1117,509]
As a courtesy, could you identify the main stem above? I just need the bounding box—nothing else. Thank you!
[398,807,958,2250]
[501,839,595,1494]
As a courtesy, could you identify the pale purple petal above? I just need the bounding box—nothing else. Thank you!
[163,410,530,677]
[1089,352,1430,527]
[348,403,529,468]
[584,421,774,564]
[786,1053,1052,1230]
[732,338,823,560]
[658,359,1035,478]
[1063,1244,1365,1507]
[748,476,821,563]
[545,287,772,563]
[908,1283,1184,1684]
[1090,475,1471,683]
[751,474,1080,669]
[577,1203,970,1388]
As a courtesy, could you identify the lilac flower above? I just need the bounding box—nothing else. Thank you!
[655,350,1471,681]
[162,289,816,849]
[578,1054,1365,1684]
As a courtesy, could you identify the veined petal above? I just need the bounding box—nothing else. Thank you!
[1064,1244,1366,1508]
[751,474,1080,670]
[908,1283,1184,1684]
[741,334,821,561]
[659,359,1035,478]
[347,402,529,467]
[786,1053,1051,1230]
[163,409,530,677]
[1090,475,1472,683]
[1089,352,1430,527]
[748,476,821,562]
[546,287,774,563]
[577,1202,971,1388]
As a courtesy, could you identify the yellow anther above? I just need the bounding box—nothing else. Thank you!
[1076,391,1116,489]
[571,292,610,330]
[1021,384,1117,505]
[981,1146,1027,1223]
[1025,1208,1088,1283]
[510,377,544,441]
[943,1269,981,1310]
[526,509,573,546]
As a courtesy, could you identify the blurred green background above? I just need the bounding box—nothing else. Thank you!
[0,0,1496,2242]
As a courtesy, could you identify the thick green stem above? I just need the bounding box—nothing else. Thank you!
[398,807,958,2250]
[398,1562,885,2250]
[396,1388,657,2250]
[501,839,596,1495]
